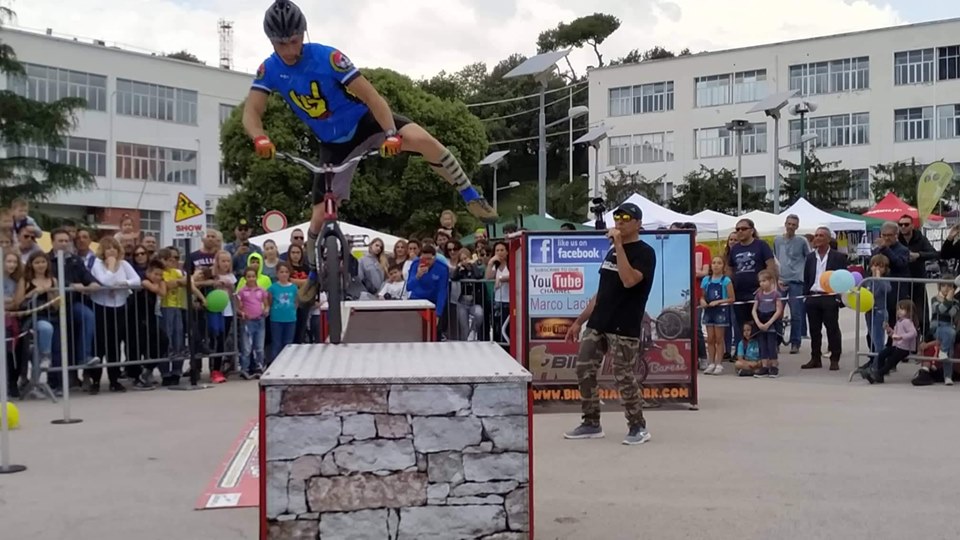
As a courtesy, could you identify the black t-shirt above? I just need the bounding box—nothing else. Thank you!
[587,240,656,338]
[186,249,217,274]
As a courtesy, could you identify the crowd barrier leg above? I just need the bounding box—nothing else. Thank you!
[52,253,81,426]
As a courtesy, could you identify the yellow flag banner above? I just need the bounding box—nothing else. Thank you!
[917,161,955,222]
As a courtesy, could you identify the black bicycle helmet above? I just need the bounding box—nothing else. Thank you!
[263,0,307,41]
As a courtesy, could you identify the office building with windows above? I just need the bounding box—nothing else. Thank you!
[586,18,960,209]
[0,27,251,242]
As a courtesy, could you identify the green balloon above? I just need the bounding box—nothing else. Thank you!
[206,289,230,313]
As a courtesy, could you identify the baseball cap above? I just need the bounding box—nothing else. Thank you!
[237,218,251,230]
[614,202,643,222]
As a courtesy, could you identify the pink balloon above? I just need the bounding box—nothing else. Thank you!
[851,271,863,287]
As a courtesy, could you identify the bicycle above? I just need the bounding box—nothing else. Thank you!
[276,151,377,344]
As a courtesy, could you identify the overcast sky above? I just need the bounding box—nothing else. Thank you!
[5,0,957,79]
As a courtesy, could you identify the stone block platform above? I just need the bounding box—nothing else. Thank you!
[260,342,533,540]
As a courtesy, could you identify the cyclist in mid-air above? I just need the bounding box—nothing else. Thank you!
[243,0,499,269]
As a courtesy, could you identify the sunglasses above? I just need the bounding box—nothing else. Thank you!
[898,223,911,227]
[735,226,751,232]
[612,213,635,223]
[135,252,147,256]
[293,236,304,240]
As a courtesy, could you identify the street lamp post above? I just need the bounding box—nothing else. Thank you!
[478,150,511,211]
[747,90,798,214]
[789,101,818,198]
[726,120,751,214]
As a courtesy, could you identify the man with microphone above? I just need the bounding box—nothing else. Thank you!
[563,202,657,445]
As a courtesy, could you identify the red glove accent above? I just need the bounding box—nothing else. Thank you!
[253,135,276,159]
[380,134,403,157]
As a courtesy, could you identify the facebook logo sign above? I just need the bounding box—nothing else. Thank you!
[530,238,553,264]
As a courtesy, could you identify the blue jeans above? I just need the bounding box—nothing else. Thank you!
[242,319,266,372]
[70,302,95,363]
[36,319,55,356]
[161,307,185,376]
[934,320,956,378]
[270,321,296,362]
[866,310,887,357]
[785,281,807,346]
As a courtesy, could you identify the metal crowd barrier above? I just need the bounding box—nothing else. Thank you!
[441,278,509,346]
[853,275,955,380]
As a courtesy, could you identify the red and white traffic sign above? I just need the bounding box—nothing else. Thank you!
[261,210,288,233]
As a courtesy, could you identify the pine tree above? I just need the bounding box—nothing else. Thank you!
[780,149,850,211]
[0,6,94,202]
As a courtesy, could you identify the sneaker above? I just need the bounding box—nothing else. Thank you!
[704,364,716,375]
[790,344,800,354]
[911,368,933,386]
[622,426,652,446]
[239,371,253,381]
[753,367,770,378]
[713,364,724,375]
[133,377,155,391]
[946,377,954,386]
[939,350,949,360]
[109,381,127,393]
[737,369,753,377]
[466,198,498,224]
[84,356,101,367]
[698,358,709,371]
[563,423,605,439]
[211,371,227,384]
[161,375,179,387]
[768,366,780,378]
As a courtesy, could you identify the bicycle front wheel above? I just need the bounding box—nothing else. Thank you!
[324,235,343,344]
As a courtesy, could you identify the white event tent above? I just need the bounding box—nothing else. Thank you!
[691,210,740,237]
[779,198,865,234]
[586,193,718,232]
[250,221,404,255]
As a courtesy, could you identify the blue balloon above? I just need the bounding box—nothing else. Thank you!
[829,269,855,294]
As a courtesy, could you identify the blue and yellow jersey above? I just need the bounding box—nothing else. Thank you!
[251,43,369,143]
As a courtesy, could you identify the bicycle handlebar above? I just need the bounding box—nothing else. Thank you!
[275,150,379,174]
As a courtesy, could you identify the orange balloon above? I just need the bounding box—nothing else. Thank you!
[819,271,834,293]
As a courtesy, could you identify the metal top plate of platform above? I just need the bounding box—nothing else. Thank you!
[318,300,435,312]
[260,342,532,386]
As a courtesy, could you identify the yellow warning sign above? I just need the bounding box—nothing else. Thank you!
[175,192,203,223]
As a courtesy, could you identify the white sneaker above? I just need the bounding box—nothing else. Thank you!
[713,364,724,375]
[939,350,949,360]
[946,377,954,386]
[704,364,716,375]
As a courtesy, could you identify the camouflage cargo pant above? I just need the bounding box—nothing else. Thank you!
[576,327,645,429]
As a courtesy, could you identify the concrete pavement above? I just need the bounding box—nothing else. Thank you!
[3,308,959,540]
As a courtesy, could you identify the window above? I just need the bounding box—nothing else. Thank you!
[7,63,107,111]
[734,70,767,103]
[206,213,217,229]
[608,81,674,116]
[661,182,674,200]
[789,57,868,96]
[938,104,960,139]
[895,107,933,142]
[695,127,732,158]
[788,113,869,148]
[894,48,934,85]
[219,103,236,126]
[695,74,731,108]
[848,169,870,201]
[741,124,767,155]
[140,210,163,244]
[116,79,198,124]
[116,142,198,184]
[608,136,631,166]
[219,163,235,186]
[743,176,766,193]
[6,136,107,176]
[607,132,674,166]
[938,45,960,81]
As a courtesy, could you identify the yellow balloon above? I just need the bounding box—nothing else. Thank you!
[845,288,874,313]
[4,402,19,430]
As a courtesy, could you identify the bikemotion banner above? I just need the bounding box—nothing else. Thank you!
[521,231,697,405]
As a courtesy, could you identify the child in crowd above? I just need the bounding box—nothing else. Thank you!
[209,250,237,383]
[113,214,138,246]
[268,263,297,362]
[734,323,761,377]
[930,276,958,385]
[378,264,407,300]
[862,299,917,384]
[864,255,892,355]
[752,270,784,378]
[238,267,269,379]
[913,329,945,386]
[159,247,187,383]
[700,256,734,375]
[11,198,42,237]
[135,260,170,389]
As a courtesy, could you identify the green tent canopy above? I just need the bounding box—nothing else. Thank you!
[461,214,593,244]
[831,210,887,229]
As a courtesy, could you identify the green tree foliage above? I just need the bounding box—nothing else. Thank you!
[610,46,692,66]
[780,150,850,210]
[870,159,923,205]
[537,13,621,69]
[164,50,205,64]
[602,169,663,207]
[670,166,768,215]
[218,69,487,239]
[0,6,94,202]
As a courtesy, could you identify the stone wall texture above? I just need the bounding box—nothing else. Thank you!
[264,383,530,540]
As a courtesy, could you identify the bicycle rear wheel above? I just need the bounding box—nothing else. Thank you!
[324,235,343,344]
